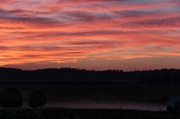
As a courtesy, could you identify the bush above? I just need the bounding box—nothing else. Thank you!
[0,88,23,108]
[28,89,46,108]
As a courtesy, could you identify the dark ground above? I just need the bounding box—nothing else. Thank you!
[0,83,180,103]
[0,108,179,119]
[0,83,179,118]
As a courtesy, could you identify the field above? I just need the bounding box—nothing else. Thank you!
[0,108,179,119]
[0,82,180,103]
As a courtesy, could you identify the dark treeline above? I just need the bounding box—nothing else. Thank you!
[0,67,180,84]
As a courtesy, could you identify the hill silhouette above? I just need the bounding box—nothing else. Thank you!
[0,67,180,84]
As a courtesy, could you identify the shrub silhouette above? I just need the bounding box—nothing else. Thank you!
[28,89,46,108]
[0,88,23,108]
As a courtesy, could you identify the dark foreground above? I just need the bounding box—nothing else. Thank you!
[0,108,179,119]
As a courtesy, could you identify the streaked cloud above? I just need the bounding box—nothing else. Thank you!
[0,0,179,70]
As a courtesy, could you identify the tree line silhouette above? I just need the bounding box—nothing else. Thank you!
[0,88,46,108]
[0,67,180,84]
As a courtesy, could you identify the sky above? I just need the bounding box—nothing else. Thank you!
[0,0,180,71]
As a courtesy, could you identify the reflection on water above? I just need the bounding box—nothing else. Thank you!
[44,100,166,111]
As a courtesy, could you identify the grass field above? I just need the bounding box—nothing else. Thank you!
[0,108,179,119]
[0,82,180,103]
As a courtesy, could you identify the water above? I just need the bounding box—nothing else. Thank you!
[43,100,166,111]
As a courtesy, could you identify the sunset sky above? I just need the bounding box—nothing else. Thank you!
[0,0,180,71]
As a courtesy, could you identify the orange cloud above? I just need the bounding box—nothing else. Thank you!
[0,0,179,70]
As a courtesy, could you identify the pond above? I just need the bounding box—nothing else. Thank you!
[41,100,166,111]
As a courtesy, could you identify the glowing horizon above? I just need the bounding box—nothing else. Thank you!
[0,0,180,71]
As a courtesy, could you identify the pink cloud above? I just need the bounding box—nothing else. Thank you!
[0,0,179,70]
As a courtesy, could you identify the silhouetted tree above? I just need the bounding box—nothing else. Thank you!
[0,88,23,108]
[28,89,46,108]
